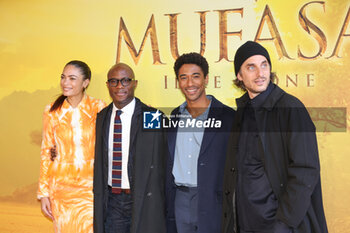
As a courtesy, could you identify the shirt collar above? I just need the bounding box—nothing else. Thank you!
[113,98,136,116]
[179,95,212,120]
[58,94,90,121]
[61,94,88,110]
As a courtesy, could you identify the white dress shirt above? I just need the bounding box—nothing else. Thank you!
[108,98,135,188]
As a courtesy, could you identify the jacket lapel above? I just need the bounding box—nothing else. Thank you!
[235,92,249,127]
[198,96,221,155]
[102,103,113,151]
[96,103,113,183]
[167,107,180,162]
[130,98,142,148]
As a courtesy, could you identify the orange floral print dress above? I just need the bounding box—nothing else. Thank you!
[38,95,106,233]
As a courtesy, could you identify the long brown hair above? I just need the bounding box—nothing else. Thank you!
[50,60,91,112]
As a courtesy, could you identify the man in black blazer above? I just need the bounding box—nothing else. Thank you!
[166,53,235,233]
[222,41,328,233]
[93,63,167,233]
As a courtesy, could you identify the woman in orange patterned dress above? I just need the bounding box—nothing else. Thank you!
[38,60,106,233]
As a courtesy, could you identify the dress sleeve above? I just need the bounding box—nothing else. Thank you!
[37,105,55,199]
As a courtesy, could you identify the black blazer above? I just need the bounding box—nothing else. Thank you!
[93,98,167,233]
[166,96,235,233]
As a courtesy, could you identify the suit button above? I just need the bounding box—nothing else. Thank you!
[199,163,205,166]
[147,192,152,197]
[225,190,230,195]
[150,165,154,169]
[230,168,235,172]
[280,183,284,187]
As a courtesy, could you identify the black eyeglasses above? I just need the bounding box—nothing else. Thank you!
[107,78,133,87]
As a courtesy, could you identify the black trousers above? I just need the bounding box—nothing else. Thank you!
[105,186,132,233]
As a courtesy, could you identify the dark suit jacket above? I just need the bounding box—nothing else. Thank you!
[222,84,328,233]
[93,98,167,233]
[166,96,235,233]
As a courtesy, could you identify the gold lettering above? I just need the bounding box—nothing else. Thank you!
[164,75,168,89]
[166,11,209,59]
[329,7,350,58]
[215,9,243,62]
[274,74,279,85]
[196,11,209,56]
[214,76,221,88]
[286,74,298,87]
[165,13,181,60]
[307,73,315,87]
[116,15,164,65]
[298,1,327,60]
[255,5,292,59]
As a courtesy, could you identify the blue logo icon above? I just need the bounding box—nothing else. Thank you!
[143,110,162,129]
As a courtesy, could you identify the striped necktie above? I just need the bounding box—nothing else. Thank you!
[112,110,122,193]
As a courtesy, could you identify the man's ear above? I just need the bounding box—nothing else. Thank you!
[237,71,243,81]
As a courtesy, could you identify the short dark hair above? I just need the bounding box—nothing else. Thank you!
[174,52,209,78]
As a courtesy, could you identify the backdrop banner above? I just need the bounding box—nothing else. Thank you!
[0,0,349,232]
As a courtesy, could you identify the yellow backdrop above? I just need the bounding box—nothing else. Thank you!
[0,0,349,232]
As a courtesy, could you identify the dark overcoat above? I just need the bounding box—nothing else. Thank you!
[166,96,235,233]
[93,98,167,233]
[222,84,328,233]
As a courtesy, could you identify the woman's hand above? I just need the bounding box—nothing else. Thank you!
[40,197,54,220]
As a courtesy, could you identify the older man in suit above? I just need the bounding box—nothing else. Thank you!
[93,63,167,233]
[166,53,235,233]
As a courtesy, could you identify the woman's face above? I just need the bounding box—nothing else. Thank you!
[60,65,89,98]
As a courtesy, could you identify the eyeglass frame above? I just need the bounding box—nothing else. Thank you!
[106,77,134,87]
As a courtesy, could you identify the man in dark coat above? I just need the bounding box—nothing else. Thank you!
[166,53,235,233]
[93,63,166,233]
[222,41,328,233]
